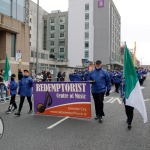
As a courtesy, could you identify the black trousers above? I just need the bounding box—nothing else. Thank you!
[92,93,105,117]
[125,105,134,125]
[8,95,17,110]
[139,79,143,86]
[18,96,32,112]
[115,83,120,92]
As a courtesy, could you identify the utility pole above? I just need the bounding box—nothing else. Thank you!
[36,0,39,74]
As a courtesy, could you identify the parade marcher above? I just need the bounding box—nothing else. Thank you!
[42,71,47,82]
[5,74,18,114]
[57,71,62,81]
[120,78,134,130]
[113,68,122,93]
[18,69,23,81]
[88,60,111,123]
[47,72,52,81]
[15,70,33,116]
[138,68,144,86]
[61,72,66,81]
[83,67,90,81]
[0,69,9,101]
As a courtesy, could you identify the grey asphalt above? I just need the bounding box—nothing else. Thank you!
[0,77,150,150]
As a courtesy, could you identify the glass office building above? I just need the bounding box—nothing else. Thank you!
[0,0,25,22]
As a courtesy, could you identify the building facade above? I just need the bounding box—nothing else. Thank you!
[68,0,122,69]
[0,0,30,74]
[29,1,68,72]
[43,11,68,65]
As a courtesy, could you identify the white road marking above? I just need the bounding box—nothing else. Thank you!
[47,117,69,129]
[144,99,150,102]
[110,98,122,104]
[110,90,114,93]
[141,86,145,90]
[104,97,114,103]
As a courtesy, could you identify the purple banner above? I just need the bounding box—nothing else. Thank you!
[33,82,91,118]
[98,0,104,8]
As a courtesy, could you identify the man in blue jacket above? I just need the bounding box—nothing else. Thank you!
[113,68,122,93]
[15,70,33,116]
[89,60,111,123]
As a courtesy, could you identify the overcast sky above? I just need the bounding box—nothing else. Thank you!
[32,0,150,65]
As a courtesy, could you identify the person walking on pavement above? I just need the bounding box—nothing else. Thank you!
[88,60,111,123]
[113,68,122,93]
[5,74,18,114]
[120,78,134,130]
[0,69,9,101]
[15,70,33,116]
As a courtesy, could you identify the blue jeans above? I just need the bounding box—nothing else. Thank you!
[0,84,8,100]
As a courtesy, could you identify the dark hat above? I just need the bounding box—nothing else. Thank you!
[11,74,16,78]
[95,60,102,65]
[24,69,29,73]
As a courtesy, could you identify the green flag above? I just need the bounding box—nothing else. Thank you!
[124,44,147,123]
[4,54,11,82]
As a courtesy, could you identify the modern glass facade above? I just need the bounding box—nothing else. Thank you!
[0,0,25,22]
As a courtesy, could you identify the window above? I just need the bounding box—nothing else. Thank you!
[0,0,11,16]
[11,33,16,57]
[49,54,55,59]
[43,19,47,50]
[41,53,45,59]
[85,41,89,48]
[30,26,31,30]
[85,32,89,39]
[60,25,65,30]
[51,34,55,38]
[51,26,55,31]
[29,34,31,38]
[59,55,64,59]
[60,17,65,23]
[50,41,54,46]
[41,54,48,60]
[85,51,89,58]
[44,20,47,26]
[31,51,34,57]
[60,32,65,38]
[59,39,65,46]
[60,48,65,53]
[50,18,55,23]
[85,22,89,30]
[30,42,31,46]
[50,48,54,53]
[85,13,89,20]
[30,18,32,23]
[85,4,89,11]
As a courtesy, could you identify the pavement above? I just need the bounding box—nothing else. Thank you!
[0,76,150,150]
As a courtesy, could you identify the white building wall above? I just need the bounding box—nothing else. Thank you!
[68,0,93,67]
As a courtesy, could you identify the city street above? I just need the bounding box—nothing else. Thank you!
[0,76,150,150]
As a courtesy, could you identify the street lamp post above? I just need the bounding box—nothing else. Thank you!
[141,57,144,66]
[36,0,39,74]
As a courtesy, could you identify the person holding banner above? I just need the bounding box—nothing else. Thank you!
[88,60,111,123]
[15,70,33,116]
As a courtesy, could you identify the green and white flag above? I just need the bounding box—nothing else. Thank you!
[4,54,11,86]
[124,44,147,123]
